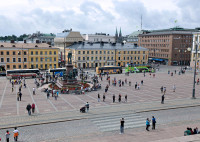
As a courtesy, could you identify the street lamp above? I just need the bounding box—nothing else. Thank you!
[188,44,198,99]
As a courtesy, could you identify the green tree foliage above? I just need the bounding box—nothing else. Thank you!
[0,34,28,41]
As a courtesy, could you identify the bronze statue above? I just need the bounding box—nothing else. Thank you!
[67,51,72,64]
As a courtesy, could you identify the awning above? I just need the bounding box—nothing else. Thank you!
[151,58,164,62]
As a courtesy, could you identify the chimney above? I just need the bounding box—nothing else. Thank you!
[24,40,26,43]
[11,40,15,43]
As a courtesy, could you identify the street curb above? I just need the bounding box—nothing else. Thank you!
[1,103,200,130]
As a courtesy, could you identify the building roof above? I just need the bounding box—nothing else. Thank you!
[128,30,145,38]
[0,42,58,49]
[56,32,70,38]
[66,42,148,51]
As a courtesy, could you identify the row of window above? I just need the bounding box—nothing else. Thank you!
[78,50,145,54]
[1,58,27,63]
[31,51,57,55]
[0,51,27,55]
[149,53,169,58]
[141,39,170,43]
[6,64,57,69]
[149,49,169,52]
[30,57,57,62]
[6,65,27,69]
[141,44,170,48]
[31,64,57,69]
[78,56,146,61]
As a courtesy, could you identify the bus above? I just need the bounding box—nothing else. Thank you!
[96,66,122,75]
[49,68,78,77]
[6,69,40,79]
[125,64,154,73]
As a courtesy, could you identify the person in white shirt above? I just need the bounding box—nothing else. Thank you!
[33,87,36,95]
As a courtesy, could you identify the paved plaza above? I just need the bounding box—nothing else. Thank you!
[0,65,200,141]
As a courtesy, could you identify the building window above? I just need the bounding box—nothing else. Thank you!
[87,57,89,60]
[54,64,56,68]
[18,58,21,62]
[1,58,4,62]
[54,57,56,61]
[36,57,38,62]
[108,51,110,54]
[31,58,33,62]
[24,65,27,69]
[91,57,94,60]
[18,51,21,55]
[124,57,126,60]
[7,65,10,69]
[49,57,52,62]
[24,51,26,55]
[138,57,140,60]
[18,65,21,69]
[40,57,43,62]
[78,57,81,60]
[83,57,85,60]
[40,51,43,55]
[91,51,94,54]
[78,63,81,68]
[124,51,126,54]
[45,58,48,62]
[104,51,106,54]
[45,51,47,55]
[13,51,15,55]
[87,51,89,54]
[13,58,16,62]
[24,58,27,62]
[13,65,16,69]
[118,57,120,60]
[36,64,38,68]
[45,64,47,69]
[49,51,52,55]
[138,51,140,54]
[31,51,33,55]
[135,57,137,60]
[54,51,56,55]
[107,57,110,60]
[104,57,106,60]
[40,64,43,68]
[96,51,98,54]
[143,51,145,54]
[100,51,102,54]
[7,58,10,62]
[1,51,3,55]
[7,51,9,55]
[83,51,85,54]
[78,51,81,54]
[91,63,93,67]
[96,57,98,60]
[127,57,129,60]
[135,51,136,54]
[100,57,102,60]
[111,57,113,60]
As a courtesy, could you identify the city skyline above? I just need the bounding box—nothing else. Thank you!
[0,0,200,36]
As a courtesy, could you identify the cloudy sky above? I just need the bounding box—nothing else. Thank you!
[0,0,200,36]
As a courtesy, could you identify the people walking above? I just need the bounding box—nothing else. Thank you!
[161,94,165,104]
[173,84,176,92]
[12,87,14,92]
[19,92,22,101]
[135,83,137,89]
[5,130,10,142]
[33,87,35,95]
[47,91,50,99]
[152,116,156,130]
[85,102,89,112]
[103,94,105,102]
[98,93,100,102]
[160,86,163,93]
[120,118,125,134]
[13,127,19,142]
[26,104,32,115]
[141,80,143,85]
[32,103,35,114]
[125,94,127,102]
[118,94,121,102]
[113,94,115,103]
[163,87,166,94]
[146,118,150,131]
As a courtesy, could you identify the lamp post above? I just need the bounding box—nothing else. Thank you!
[192,44,198,99]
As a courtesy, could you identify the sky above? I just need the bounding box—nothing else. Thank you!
[0,0,200,36]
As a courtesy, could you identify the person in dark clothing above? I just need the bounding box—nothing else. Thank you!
[152,116,156,130]
[26,104,32,115]
[47,91,50,99]
[135,83,137,89]
[125,94,127,102]
[19,92,22,101]
[120,118,125,134]
[161,94,165,104]
[118,94,121,102]
[113,94,115,103]
[103,94,105,102]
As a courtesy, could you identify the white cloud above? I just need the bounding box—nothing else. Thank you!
[0,0,199,36]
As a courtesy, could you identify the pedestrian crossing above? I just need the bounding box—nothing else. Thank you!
[90,113,145,132]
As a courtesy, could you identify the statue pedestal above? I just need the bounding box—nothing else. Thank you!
[66,64,73,75]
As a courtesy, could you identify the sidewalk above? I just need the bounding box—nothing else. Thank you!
[0,97,200,129]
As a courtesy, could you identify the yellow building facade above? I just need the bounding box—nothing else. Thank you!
[0,42,59,70]
[65,43,148,68]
